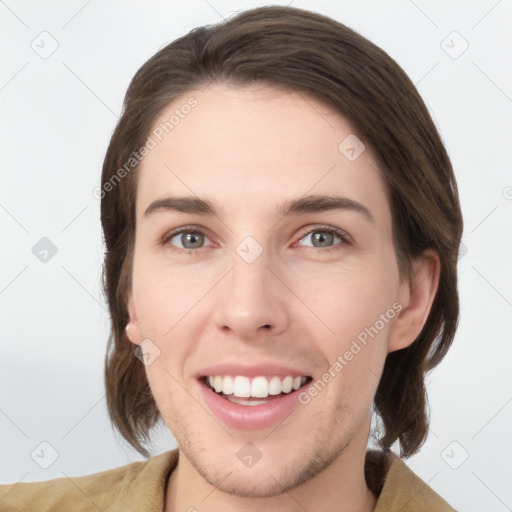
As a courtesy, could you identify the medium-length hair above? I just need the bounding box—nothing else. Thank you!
[101,5,463,457]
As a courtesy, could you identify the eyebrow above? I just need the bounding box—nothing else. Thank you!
[143,194,374,223]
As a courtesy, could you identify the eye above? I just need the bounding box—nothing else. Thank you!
[161,226,349,252]
[164,228,212,250]
[297,227,349,250]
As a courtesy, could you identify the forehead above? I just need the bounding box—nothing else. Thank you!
[136,83,390,226]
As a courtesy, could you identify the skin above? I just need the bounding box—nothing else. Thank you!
[125,82,440,512]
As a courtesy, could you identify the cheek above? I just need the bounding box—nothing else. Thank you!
[294,259,399,342]
[291,258,398,404]
[133,258,210,339]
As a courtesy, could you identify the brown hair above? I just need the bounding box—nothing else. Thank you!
[101,5,463,458]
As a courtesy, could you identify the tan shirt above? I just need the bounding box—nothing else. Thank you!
[0,449,456,511]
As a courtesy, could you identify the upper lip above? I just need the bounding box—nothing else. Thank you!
[195,363,312,379]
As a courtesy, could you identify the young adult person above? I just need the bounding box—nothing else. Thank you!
[0,6,462,511]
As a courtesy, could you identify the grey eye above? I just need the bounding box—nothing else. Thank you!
[170,231,206,249]
[299,230,341,248]
[311,231,335,247]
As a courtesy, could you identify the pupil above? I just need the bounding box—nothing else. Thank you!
[183,232,203,248]
[313,231,333,247]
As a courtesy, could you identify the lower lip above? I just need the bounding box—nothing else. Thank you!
[198,379,308,430]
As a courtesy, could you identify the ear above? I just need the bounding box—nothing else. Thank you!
[125,289,143,346]
[387,249,440,353]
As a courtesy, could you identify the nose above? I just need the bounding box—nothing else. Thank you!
[212,250,289,341]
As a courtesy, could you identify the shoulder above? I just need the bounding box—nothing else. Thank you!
[0,449,178,512]
[372,450,456,512]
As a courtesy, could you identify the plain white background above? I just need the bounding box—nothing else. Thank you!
[1,1,511,510]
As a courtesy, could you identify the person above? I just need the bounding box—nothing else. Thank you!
[0,5,462,511]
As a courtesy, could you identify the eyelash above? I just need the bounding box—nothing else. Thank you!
[160,225,351,254]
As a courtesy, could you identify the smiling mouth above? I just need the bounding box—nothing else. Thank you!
[202,374,313,406]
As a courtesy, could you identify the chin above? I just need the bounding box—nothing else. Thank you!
[182,432,348,499]
[198,462,308,498]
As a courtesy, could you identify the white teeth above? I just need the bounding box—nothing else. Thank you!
[251,376,269,398]
[206,375,309,397]
[222,375,234,395]
[268,376,282,395]
[281,376,293,393]
[226,396,269,406]
[233,376,251,397]
[214,376,223,393]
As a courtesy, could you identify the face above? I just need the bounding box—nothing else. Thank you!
[126,83,415,497]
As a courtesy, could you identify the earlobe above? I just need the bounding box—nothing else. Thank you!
[387,249,440,353]
[125,289,142,346]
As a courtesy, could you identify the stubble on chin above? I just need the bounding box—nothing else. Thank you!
[174,426,352,499]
